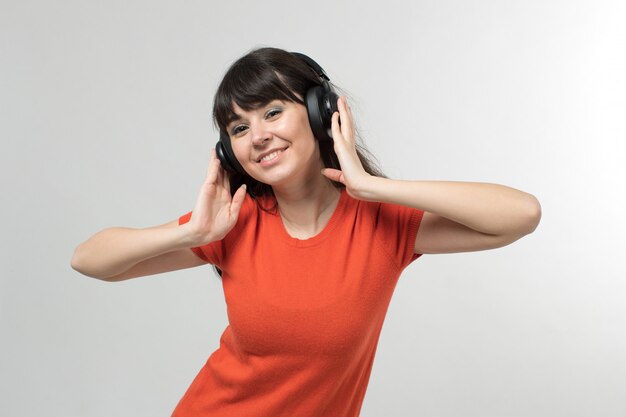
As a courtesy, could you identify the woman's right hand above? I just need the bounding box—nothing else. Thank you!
[183,148,247,246]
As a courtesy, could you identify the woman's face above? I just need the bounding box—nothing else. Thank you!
[226,99,323,188]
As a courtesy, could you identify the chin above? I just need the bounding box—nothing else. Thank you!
[245,165,295,186]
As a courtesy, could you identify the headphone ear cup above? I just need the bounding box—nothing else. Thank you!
[216,131,245,174]
[326,90,340,127]
[305,86,338,142]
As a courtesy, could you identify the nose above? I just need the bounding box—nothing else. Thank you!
[250,122,271,146]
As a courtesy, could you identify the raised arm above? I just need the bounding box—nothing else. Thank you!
[70,221,202,281]
[350,178,540,254]
[322,96,541,254]
[71,149,247,281]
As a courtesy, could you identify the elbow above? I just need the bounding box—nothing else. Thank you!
[529,196,542,233]
[70,245,86,274]
[505,196,542,240]
[521,195,542,235]
[70,245,111,281]
[70,246,93,278]
[497,198,541,247]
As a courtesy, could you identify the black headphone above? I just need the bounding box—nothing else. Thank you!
[215,52,339,175]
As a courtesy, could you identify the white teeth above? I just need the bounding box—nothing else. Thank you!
[260,150,283,162]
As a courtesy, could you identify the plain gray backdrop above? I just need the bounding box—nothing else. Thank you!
[1,0,625,416]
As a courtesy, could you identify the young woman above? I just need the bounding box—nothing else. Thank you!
[71,47,541,417]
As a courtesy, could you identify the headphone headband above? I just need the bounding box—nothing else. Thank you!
[290,52,331,82]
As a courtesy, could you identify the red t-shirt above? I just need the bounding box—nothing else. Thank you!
[173,189,424,417]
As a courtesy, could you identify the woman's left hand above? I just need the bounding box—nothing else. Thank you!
[321,96,375,199]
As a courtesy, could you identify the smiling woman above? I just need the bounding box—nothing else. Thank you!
[226,100,321,190]
[212,48,386,203]
[71,47,541,417]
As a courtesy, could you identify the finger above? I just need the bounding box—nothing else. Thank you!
[211,149,228,189]
[220,163,230,189]
[219,165,232,200]
[343,96,353,117]
[321,168,345,184]
[331,111,343,142]
[229,184,247,217]
[206,149,220,184]
[215,156,225,186]
[338,96,354,141]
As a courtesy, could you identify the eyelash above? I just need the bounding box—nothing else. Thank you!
[231,108,283,136]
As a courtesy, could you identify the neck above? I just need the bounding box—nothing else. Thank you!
[272,177,342,238]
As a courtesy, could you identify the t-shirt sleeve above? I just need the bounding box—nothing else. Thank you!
[177,193,255,266]
[376,202,425,270]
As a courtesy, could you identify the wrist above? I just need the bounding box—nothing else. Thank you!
[177,221,221,248]
[348,175,386,202]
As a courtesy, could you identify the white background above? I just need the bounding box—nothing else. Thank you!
[1,0,625,416]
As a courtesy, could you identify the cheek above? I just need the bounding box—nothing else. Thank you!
[230,139,248,161]
[293,118,316,148]
[299,114,315,138]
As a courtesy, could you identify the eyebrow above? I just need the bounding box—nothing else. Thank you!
[225,100,285,129]
[225,113,242,128]
[224,108,247,131]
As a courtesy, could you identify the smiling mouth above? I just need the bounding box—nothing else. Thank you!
[257,148,287,163]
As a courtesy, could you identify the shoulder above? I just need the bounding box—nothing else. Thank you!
[342,195,424,267]
[229,192,276,231]
[242,192,277,215]
[346,194,422,222]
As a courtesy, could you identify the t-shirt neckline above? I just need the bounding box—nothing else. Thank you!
[271,189,348,248]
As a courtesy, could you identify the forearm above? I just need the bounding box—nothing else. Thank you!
[71,223,195,280]
[358,177,541,236]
